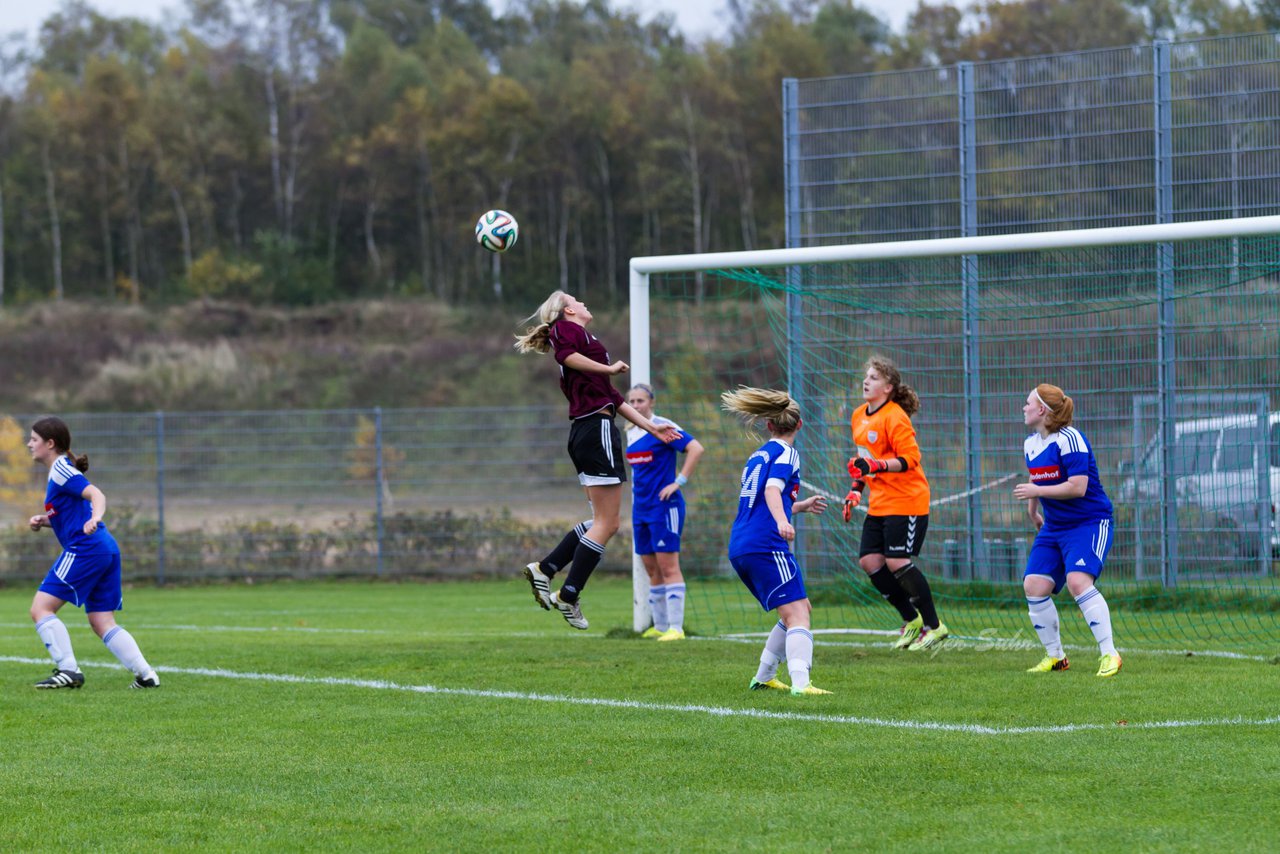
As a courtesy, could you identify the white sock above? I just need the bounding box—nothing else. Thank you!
[648,584,668,632]
[1074,587,1117,656]
[1026,596,1064,658]
[785,626,814,691]
[102,625,152,676]
[753,620,787,682]
[665,583,686,632]
[35,615,78,672]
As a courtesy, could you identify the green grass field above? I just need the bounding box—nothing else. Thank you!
[1,577,1277,852]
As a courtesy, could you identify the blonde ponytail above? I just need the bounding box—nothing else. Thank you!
[514,290,571,354]
[720,387,801,434]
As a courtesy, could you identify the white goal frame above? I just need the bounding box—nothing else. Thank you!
[626,214,1280,631]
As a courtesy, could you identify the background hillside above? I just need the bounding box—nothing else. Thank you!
[0,299,627,413]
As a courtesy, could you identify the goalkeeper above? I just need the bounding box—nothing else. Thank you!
[842,356,949,651]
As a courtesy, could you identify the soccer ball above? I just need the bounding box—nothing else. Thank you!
[475,209,519,253]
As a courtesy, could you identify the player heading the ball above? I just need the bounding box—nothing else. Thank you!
[514,290,679,630]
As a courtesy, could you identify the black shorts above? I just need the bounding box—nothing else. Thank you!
[859,514,929,558]
[567,413,627,486]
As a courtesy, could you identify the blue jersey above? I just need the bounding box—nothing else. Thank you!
[729,438,801,558]
[1024,427,1113,530]
[44,456,118,555]
[626,417,694,520]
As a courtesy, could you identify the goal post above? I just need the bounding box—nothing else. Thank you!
[628,215,1280,650]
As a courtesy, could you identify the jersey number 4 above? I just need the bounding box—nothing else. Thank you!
[739,464,762,508]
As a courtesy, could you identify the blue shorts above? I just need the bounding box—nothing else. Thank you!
[633,504,685,554]
[1024,519,1114,594]
[38,550,124,613]
[730,551,807,612]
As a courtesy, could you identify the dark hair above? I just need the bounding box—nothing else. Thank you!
[865,355,920,417]
[31,416,89,472]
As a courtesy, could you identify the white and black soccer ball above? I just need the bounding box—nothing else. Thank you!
[475,209,519,253]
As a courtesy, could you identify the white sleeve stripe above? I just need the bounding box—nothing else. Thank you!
[776,445,798,468]
[50,458,77,486]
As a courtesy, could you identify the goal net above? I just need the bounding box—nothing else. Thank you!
[629,217,1280,654]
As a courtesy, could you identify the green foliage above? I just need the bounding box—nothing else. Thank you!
[5,0,1262,308]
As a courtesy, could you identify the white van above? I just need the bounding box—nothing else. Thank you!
[1118,411,1280,556]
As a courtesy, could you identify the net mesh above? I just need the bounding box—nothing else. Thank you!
[644,233,1280,654]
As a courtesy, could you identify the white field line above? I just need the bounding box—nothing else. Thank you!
[711,630,1275,662]
[2,655,1276,736]
[0,618,1269,662]
[0,621,393,635]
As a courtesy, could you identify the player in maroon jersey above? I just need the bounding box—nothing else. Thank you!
[515,290,680,629]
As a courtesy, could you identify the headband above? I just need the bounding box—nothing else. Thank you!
[1032,388,1049,410]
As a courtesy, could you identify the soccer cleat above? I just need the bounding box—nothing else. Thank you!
[1096,653,1123,678]
[790,683,833,696]
[908,622,950,652]
[748,677,790,691]
[656,628,685,642]
[892,614,924,649]
[549,590,588,630]
[1026,655,1070,673]
[522,562,552,610]
[640,626,663,639]
[35,668,84,689]
[131,670,161,689]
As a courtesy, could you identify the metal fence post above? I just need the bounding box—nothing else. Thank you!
[375,406,385,577]
[1154,40,1179,588]
[155,410,166,585]
[783,76,809,564]
[958,61,985,579]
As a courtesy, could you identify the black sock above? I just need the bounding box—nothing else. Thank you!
[892,562,939,628]
[868,565,918,622]
[540,520,592,578]
[559,536,605,603]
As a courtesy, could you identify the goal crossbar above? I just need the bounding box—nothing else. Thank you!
[630,214,1280,275]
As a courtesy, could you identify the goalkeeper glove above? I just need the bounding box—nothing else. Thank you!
[848,456,890,478]
[842,481,864,523]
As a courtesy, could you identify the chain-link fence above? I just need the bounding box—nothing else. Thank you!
[784,33,1280,243]
[779,32,1280,589]
[0,407,619,583]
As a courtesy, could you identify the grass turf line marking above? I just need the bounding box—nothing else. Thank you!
[0,619,1266,662]
[0,621,393,635]
[713,631,1274,662]
[2,655,1277,736]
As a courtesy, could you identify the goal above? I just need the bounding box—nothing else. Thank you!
[627,215,1280,653]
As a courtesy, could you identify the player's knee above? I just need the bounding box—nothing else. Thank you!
[858,555,881,573]
[1023,576,1052,597]
[1065,574,1095,598]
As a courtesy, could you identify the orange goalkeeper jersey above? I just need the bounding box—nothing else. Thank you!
[850,400,931,516]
